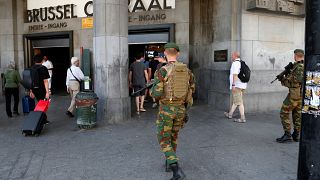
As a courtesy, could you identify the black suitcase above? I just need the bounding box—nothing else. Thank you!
[21,111,47,136]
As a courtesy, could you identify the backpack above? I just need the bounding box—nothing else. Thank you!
[163,62,190,102]
[238,60,251,83]
[22,66,41,89]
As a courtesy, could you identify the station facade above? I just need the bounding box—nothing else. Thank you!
[0,0,305,123]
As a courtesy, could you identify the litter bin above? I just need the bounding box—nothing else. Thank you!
[75,91,98,129]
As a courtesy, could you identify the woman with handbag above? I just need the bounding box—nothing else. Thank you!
[65,57,84,118]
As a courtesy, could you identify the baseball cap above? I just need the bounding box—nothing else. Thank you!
[164,42,180,52]
[294,49,304,55]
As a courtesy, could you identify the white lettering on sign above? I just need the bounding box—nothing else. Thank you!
[27,0,93,18]
[128,0,175,12]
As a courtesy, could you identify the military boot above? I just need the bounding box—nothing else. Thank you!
[165,160,171,172]
[276,132,292,143]
[170,163,186,180]
[292,131,300,142]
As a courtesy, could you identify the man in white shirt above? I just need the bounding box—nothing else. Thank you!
[42,55,53,93]
[66,57,84,117]
[224,52,247,122]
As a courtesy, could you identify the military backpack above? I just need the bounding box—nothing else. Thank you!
[163,62,190,102]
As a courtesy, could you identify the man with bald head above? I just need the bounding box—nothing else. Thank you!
[224,51,247,122]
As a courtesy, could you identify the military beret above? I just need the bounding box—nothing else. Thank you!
[164,42,180,52]
[294,49,304,55]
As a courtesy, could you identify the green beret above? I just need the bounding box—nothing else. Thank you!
[164,42,180,51]
[294,49,304,55]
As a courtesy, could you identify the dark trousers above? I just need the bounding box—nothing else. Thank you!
[32,88,45,101]
[5,87,19,116]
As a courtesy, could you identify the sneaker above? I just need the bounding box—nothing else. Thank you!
[224,112,232,119]
[66,111,74,118]
[13,111,20,116]
[234,118,246,123]
[152,103,158,108]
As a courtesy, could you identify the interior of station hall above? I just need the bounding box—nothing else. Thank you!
[0,0,306,123]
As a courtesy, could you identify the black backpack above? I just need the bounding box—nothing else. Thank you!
[22,66,41,89]
[238,60,251,83]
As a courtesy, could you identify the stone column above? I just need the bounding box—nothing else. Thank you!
[93,0,130,123]
[0,0,24,100]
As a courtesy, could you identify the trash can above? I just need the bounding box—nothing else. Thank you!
[75,91,98,129]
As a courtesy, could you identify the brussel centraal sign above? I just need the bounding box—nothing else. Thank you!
[128,0,175,12]
[26,0,175,23]
[27,0,93,22]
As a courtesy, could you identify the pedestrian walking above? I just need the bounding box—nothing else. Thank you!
[29,54,50,101]
[66,57,84,118]
[42,55,53,94]
[224,52,248,123]
[3,61,21,117]
[276,49,304,143]
[129,53,149,114]
[151,42,195,180]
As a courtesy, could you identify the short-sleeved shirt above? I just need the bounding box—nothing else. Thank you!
[229,59,247,89]
[31,64,50,92]
[149,60,159,79]
[143,60,149,69]
[130,61,147,86]
[42,60,53,77]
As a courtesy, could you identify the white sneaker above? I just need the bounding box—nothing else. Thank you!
[152,103,158,108]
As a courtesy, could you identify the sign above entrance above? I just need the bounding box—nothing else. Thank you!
[27,0,93,22]
[128,0,175,12]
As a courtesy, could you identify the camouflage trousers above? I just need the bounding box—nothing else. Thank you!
[280,95,302,134]
[156,104,186,165]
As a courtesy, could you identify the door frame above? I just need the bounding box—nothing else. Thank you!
[128,24,175,44]
[23,31,73,68]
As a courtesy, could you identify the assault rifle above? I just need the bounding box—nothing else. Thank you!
[131,80,155,96]
[270,62,294,84]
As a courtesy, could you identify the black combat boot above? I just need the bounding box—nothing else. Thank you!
[165,160,171,172]
[170,163,186,180]
[276,132,292,143]
[292,131,300,142]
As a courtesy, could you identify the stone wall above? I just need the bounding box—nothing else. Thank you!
[0,0,25,101]
[190,0,239,111]
[190,0,305,112]
[240,0,305,112]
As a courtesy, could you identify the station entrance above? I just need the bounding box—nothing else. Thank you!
[23,32,73,95]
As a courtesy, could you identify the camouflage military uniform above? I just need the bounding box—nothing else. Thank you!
[280,61,304,134]
[151,61,195,165]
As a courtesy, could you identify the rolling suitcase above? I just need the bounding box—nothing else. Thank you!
[22,95,35,114]
[34,99,50,112]
[21,111,47,136]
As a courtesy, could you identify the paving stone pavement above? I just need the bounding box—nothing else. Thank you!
[0,95,299,180]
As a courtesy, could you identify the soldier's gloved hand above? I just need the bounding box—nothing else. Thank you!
[183,114,189,124]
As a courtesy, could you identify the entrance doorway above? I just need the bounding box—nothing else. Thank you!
[23,32,73,95]
[37,47,70,94]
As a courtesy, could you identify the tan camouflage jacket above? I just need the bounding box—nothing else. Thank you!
[281,61,304,99]
[150,61,196,107]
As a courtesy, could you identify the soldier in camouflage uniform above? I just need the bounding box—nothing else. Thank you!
[276,49,304,143]
[150,43,195,180]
